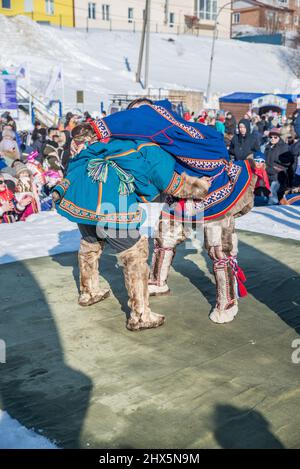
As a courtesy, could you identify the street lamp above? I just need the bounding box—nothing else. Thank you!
[206,1,234,105]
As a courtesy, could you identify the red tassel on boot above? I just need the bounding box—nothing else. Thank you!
[237,279,248,298]
[237,266,246,283]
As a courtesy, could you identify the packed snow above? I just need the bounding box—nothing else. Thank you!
[0,15,297,112]
[0,205,299,266]
[0,411,57,449]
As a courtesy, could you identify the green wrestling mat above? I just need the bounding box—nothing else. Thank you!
[0,231,299,448]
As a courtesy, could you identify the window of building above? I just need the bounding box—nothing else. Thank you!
[295,15,299,25]
[195,0,217,21]
[45,0,54,15]
[233,12,240,24]
[297,0,300,8]
[169,12,175,26]
[2,0,11,8]
[88,2,96,19]
[102,4,110,21]
[128,7,134,23]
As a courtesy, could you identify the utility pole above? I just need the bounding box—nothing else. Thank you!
[164,0,169,24]
[144,0,151,90]
[206,1,233,105]
[136,0,151,89]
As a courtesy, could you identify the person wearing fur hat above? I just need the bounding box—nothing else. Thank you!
[25,151,46,195]
[0,128,20,163]
[0,172,31,223]
[14,162,40,221]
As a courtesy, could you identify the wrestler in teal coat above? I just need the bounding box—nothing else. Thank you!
[54,138,178,230]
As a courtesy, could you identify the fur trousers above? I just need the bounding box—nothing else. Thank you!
[78,239,111,306]
[149,215,241,323]
[118,236,165,331]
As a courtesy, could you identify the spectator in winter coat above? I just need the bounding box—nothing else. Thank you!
[14,162,40,221]
[224,112,236,135]
[264,128,294,201]
[0,129,20,163]
[257,115,268,135]
[229,118,260,161]
[42,128,64,172]
[31,121,46,157]
[59,130,72,174]
[0,172,31,223]
[293,110,300,139]
[215,115,225,135]
[289,138,300,186]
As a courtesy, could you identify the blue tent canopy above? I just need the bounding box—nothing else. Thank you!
[219,92,300,104]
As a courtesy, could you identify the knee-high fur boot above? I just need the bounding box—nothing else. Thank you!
[78,239,110,306]
[148,218,186,296]
[148,240,176,296]
[204,217,239,324]
[118,236,165,331]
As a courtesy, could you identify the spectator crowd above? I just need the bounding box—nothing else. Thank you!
[0,111,91,224]
[183,108,300,206]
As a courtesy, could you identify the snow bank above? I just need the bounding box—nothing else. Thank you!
[0,411,57,449]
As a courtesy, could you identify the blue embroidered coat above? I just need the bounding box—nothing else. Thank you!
[54,139,177,229]
[91,100,253,220]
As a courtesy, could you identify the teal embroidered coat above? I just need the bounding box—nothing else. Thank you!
[54,139,178,229]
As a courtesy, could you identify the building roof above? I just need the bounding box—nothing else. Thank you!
[219,92,300,103]
[234,0,294,12]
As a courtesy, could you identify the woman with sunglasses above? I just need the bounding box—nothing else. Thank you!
[265,129,294,203]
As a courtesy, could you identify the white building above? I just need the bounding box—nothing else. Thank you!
[74,0,232,38]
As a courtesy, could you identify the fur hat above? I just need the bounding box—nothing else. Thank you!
[14,161,31,177]
[2,129,15,139]
[269,127,281,137]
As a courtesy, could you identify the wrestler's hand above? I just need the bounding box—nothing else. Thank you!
[176,173,212,200]
[52,190,61,203]
[200,176,212,193]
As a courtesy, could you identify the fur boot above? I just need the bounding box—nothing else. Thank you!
[204,217,238,323]
[148,218,186,296]
[118,236,165,331]
[148,240,176,296]
[78,239,110,306]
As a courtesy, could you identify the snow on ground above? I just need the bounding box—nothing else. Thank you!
[0,15,296,112]
[0,411,57,449]
[0,205,299,266]
[235,205,300,240]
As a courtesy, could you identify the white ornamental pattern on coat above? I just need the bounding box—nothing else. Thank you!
[202,163,242,210]
[176,156,226,171]
[94,118,111,139]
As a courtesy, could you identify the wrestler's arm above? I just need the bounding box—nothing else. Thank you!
[139,143,211,200]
